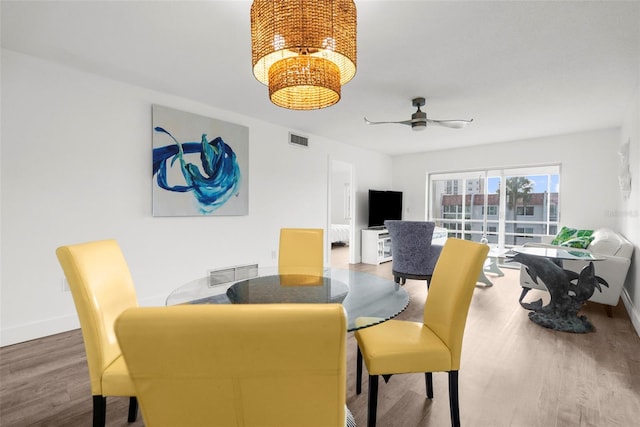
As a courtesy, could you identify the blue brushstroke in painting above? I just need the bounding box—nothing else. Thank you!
[153,127,241,214]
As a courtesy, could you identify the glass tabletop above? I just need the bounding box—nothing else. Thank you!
[166,267,410,332]
[509,246,604,261]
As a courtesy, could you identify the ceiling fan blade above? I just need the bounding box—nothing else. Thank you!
[364,117,412,126]
[426,118,474,129]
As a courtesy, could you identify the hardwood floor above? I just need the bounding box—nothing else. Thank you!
[1,246,639,426]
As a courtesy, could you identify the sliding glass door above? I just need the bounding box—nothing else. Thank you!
[428,165,560,251]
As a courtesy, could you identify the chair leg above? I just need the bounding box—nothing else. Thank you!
[356,346,363,395]
[448,371,460,427]
[367,375,379,427]
[394,275,406,286]
[425,372,433,399]
[127,396,138,422]
[92,395,106,427]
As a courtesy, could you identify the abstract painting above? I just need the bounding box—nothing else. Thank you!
[152,105,249,216]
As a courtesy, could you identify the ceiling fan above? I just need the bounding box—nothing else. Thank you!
[364,97,473,131]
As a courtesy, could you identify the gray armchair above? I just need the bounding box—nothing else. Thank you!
[384,220,444,287]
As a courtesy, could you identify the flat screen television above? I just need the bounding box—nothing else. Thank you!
[368,190,403,228]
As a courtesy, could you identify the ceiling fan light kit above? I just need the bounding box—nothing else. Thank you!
[250,0,357,110]
[365,97,474,131]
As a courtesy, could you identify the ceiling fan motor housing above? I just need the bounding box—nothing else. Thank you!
[411,109,427,131]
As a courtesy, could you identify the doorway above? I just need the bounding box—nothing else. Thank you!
[329,160,355,266]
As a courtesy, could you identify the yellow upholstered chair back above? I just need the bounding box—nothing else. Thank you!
[422,238,489,370]
[278,228,324,276]
[115,304,347,427]
[56,239,138,395]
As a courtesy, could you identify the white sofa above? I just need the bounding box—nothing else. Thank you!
[519,228,634,315]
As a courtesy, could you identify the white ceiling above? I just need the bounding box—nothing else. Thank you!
[2,0,639,156]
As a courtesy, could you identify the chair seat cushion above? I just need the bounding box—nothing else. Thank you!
[355,320,451,375]
[101,355,136,396]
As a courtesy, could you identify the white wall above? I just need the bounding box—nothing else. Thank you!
[392,126,640,334]
[619,82,640,333]
[393,128,622,228]
[0,49,393,346]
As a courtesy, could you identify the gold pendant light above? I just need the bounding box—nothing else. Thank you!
[251,1,357,110]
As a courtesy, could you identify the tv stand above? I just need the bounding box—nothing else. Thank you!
[362,229,392,265]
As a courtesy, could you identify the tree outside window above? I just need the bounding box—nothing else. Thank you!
[498,177,534,244]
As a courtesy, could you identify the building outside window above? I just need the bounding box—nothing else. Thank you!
[428,166,560,250]
[445,180,459,195]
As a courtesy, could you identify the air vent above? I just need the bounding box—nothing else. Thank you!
[208,264,258,287]
[289,132,309,148]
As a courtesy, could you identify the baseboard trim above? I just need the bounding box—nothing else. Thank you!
[1,294,167,347]
[0,314,80,347]
[621,288,640,338]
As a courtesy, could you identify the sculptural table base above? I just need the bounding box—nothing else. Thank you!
[518,287,597,333]
[528,311,594,333]
[511,246,607,334]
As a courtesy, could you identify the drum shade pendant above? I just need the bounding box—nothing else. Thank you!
[251,0,357,110]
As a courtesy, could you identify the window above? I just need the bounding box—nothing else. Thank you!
[482,206,498,216]
[516,227,534,237]
[445,180,459,195]
[443,205,463,219]
[428,165,560,250]
[516,206,534,216]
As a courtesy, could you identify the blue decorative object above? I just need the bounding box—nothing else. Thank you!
[153,127,241,214]
[151,105,249,216]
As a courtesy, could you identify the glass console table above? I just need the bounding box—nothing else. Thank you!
[166,267,410,332]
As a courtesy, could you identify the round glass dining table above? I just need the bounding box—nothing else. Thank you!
[166,267,410,332]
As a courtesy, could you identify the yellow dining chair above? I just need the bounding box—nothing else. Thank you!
[56,239,138,427]
[355,238,489,427]
[279,228,324,276]
[115,304,355,427]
